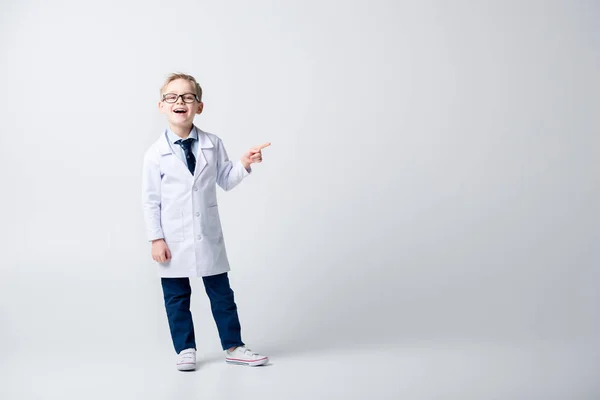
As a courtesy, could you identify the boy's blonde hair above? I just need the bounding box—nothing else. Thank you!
[160,73,203,101]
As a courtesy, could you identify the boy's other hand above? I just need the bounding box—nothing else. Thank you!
[151,239,171,263]
[241,142,271,170]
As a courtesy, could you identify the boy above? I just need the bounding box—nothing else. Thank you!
[142,73,270,370]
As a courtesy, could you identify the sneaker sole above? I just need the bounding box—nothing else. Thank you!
[226,357,269,367]
[177,362,196,371]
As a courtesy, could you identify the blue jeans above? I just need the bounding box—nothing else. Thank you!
[161,273,245,353]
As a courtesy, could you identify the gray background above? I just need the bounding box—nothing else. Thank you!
[0,0,598,398]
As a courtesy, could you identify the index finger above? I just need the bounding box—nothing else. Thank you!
[253,142,271,151]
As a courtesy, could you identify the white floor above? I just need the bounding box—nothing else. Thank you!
[1,341,598,400]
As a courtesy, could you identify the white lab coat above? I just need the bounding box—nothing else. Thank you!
[142,126,250,277]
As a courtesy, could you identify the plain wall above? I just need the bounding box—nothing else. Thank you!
[0,0,598,359]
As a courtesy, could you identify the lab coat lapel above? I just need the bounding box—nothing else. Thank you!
[193,128,214,181]
[158,131,194,176]
[157,132,172,156]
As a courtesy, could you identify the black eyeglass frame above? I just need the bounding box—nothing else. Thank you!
[162,93,200,104]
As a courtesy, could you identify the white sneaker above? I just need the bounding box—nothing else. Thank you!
[225,346,269,366]
[177,348,196,371]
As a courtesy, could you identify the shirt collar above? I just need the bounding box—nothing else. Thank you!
[166,126,198,144]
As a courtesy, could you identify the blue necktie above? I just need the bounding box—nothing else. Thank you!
[175,138,196,175]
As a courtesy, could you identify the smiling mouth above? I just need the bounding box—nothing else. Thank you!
[173,109,187,114]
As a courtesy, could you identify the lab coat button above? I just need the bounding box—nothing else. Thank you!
[195,212,200,217]
[193,186,198,191]
[197,235,202,240]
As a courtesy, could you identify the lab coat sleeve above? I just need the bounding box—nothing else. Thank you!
[142,150,164,241]
[215,138,250,191]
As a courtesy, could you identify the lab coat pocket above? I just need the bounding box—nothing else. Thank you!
[205,205,223,240]
[162,209,185,243]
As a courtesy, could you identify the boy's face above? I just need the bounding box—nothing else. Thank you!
[158,79,203,128]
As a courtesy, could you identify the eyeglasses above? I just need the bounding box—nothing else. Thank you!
[162,93,200,104]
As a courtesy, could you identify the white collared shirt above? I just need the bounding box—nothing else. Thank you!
[165,126,199,165]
